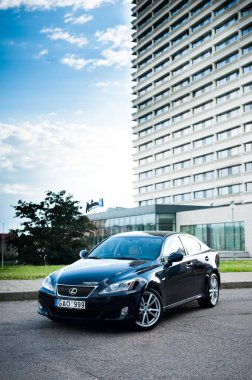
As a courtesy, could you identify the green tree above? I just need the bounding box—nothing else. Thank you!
[9,190,96,265]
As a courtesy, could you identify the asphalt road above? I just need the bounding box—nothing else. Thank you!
[0,289,251,380]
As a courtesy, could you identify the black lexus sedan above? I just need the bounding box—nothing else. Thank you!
[38,231,220,330]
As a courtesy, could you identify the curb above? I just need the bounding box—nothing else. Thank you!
[221,282,252,289]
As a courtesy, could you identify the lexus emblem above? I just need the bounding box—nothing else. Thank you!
[69,287,78,295]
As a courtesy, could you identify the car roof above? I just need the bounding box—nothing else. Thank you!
[112,231,176,238]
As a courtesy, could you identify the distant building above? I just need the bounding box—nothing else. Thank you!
[131,0,252,207]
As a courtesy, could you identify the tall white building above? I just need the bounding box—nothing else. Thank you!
[132,0,252,208]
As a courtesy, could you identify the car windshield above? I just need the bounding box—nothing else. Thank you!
[88,236,164,261]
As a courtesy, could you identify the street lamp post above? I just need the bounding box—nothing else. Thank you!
[1,222,4,268]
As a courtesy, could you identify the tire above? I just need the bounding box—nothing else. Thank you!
[198,273,219,308]
[135,288,163,331]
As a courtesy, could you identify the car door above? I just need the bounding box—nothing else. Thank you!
[179,234,208,296]
[158,234,195,306]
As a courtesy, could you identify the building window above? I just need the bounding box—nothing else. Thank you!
[192,33,211,48]
[215,34,238,51]
[194,171,214,182]
[245,162,252,172]
[173,193,191,202]
[172,94,190,107]
[241,4,252,17]
[216,108,239,122]
[154,89,170,102]
[155,150,171,160]
[155,181,170,190]
[155,197,171,204]
[173,110,190,123]
[216,51,239,69]
[170,0,189,16]
[194,135,213,148]
[172,78,190,91]
[193,101,213,114]
[172,62,190,76]
[217,146,240,159]
[153,43,169,58]
[139,141,153,151]
[243,63,252,74]
[214,0,238,17]
[153,13,169,30]
[216,70,239,86]
[245,123,252,132]
[138,99,152,110]
[193,118,213,131]
[139,184,153,194]
[154,28,169,44]
[241,23,252,36]
[244,102,252,112]
[173,126,191,138]
[218,184,240,195]
[218,165,240,177]
[155,135,170,145]
[191,0,211,16]
[245,142,252,152]
[242,43,252,55]
[216,89,239,104]
[139,199,154,206]
[155,104,169,115]
[246,182,252,192]
[154,58,170,72]
[173,143,191,154]
[139,113,153,124]
[194,189,213,199]
[193,83,212,97]
[192,49,211,64]
[139,70,152,82]
[139,170,153,180]
[139,127,152,137]
[155,165,170,175]
[155,119,170,131]
[172,46,189,60]
[154,73,170,87]
[139,156,153,165]
[171,14,189,30]
[173,176,191,186]
[192,66,212,81]
[138,85,152,96]
[194,153,213,165]
[217,126,240,140]
[173,159,191,170]
[191,15,211,32]
[215,15,238,33]
[171,30,189,46]
[181,222,245,251]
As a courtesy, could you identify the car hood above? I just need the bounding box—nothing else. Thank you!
[56,258,154,285]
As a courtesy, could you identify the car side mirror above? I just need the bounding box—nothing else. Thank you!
[165,252,183,267]
[79,249,89,259]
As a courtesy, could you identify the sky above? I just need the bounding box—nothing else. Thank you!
[0,0,135,232]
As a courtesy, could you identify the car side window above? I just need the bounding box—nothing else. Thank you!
[162,235,185,261]
[180,235,201,256]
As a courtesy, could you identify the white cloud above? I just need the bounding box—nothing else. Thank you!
[0,183,30,195]
[93,48,131,67]
[41,27,87,47]
[61,54,92,70]
[35,49,48,58]
[64,13,93,24]
[0,0,115,10]
[95,24,131,50]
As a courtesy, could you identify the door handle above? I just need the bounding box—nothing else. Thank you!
[186,262,193,268]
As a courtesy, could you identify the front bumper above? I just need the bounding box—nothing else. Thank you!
[38,289,142,322]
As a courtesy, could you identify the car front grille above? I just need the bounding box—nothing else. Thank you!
[57,285,96,298]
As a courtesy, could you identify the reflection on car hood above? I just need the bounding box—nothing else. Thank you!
[57,258,155,285]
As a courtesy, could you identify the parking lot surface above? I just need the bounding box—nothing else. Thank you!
[0,289,251,380]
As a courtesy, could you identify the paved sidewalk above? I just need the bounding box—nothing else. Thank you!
[0,273,252,301]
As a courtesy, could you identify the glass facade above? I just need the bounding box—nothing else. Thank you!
[180,222,245,251]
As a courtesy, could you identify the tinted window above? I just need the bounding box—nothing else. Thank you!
[162,235,185,260]
[180,235,202,255]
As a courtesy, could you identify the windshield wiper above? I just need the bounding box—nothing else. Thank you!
[115,257,138,260]
[88,256,102,259]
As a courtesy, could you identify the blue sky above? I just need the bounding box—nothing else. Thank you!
[0,0,134,231]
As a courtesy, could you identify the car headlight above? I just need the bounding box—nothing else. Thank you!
[99,279,137,294]
[42,275,54,292]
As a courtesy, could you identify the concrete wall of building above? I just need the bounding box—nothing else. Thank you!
[176,203,252,257]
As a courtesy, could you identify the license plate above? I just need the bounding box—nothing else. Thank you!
[55,299,86,310]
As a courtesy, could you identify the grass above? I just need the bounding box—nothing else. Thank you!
[0,260,251,280]
[0,265,64,280]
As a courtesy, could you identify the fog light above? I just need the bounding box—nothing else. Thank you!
[121,306,129,316]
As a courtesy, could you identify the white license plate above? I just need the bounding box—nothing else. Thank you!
[55,299,86,310]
